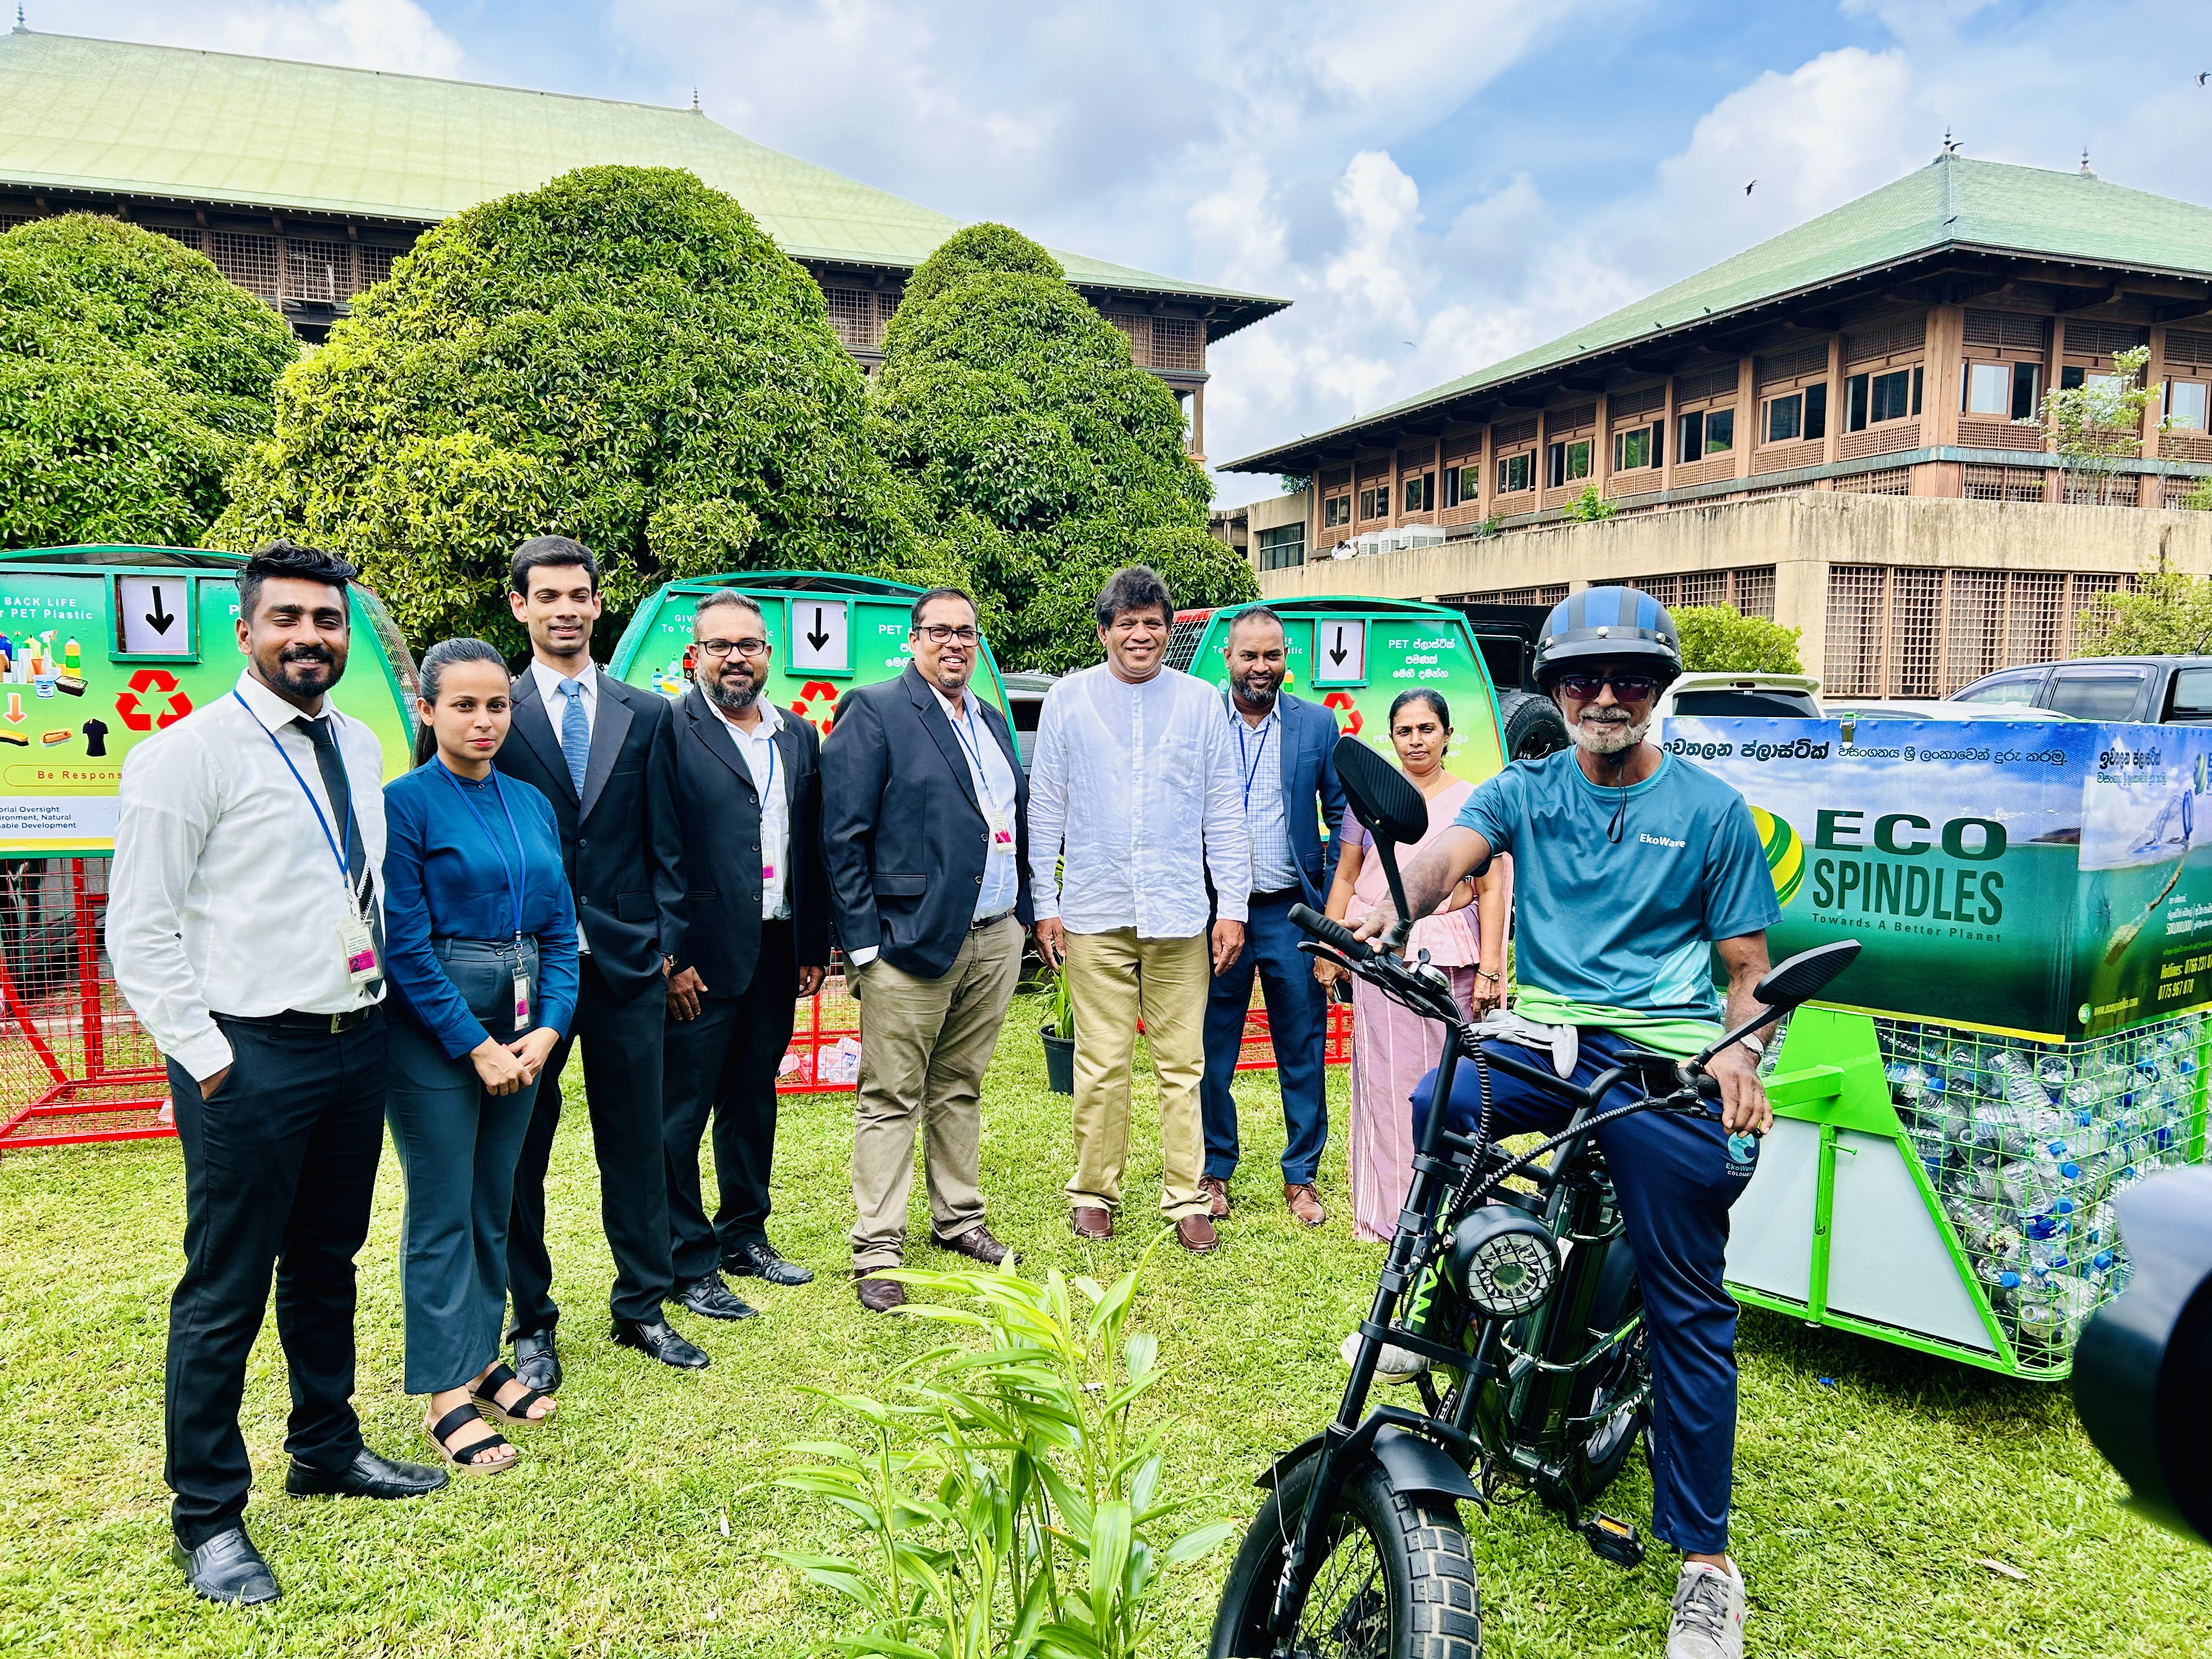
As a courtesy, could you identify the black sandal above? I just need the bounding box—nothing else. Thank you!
[425,1403,514,1474]
[472,1362,556,1425]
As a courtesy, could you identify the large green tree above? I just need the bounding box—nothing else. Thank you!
[869,223,1254,672]
[214,166,916,651]
[0,214,296,549]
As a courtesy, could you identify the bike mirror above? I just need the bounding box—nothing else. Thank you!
[1335,735,1429,847]
[2073,1166,2212,1549]
[1752,940,1860,1009]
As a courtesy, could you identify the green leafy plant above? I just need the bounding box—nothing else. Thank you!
[769,1249,1234,1658]
[2029,343,2162,506]
[1042,966,1076,1042]
[1562,485,1616,521]
[870,223,1254,674]
[212,165,916,652]
[1,214,296,550]
[2076,561,2212,655]
[1673,604,1804,673]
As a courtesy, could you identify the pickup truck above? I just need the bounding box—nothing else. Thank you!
[1949,656,2212,724]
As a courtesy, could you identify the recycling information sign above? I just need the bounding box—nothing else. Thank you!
[0,556,416,856]
[1666,715,2212,1041]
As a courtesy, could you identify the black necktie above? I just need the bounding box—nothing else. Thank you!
[303,715,384,962]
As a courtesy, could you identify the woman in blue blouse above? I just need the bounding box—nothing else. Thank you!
[382,639,579,1474]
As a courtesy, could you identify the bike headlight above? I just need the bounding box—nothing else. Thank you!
[1446,1205,1561,1320]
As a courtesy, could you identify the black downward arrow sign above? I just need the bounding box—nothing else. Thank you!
[1328,627,1347,667]
[806,606,831,652]
[145,586,176,635]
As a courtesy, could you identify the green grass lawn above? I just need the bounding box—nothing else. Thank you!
[3,993,2208,1657]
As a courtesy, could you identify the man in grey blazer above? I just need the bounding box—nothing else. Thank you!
[1198,605,1347,1226]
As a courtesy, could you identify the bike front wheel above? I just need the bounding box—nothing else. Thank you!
[1209,1451,1482,1659]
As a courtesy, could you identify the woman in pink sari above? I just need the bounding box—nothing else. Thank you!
[1315,690,1510,1242]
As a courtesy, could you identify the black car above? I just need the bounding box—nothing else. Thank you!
[1950,656,2212,725]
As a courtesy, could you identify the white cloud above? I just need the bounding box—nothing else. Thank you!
[58,0,464,75]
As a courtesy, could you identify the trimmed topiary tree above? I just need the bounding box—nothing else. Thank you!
[870,223,1254,673]
[0,214,297,549]
[213,165,915,652]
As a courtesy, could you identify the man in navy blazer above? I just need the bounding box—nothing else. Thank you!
[821,587,1030,1312]
[1198,606,1347,1227]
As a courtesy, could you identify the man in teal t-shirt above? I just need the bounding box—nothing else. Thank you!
[1350,588,1778,1659]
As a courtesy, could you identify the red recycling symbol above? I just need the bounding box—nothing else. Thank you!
[790,679,839,737]
[116,668,194,732]
[1323,691,1363,737]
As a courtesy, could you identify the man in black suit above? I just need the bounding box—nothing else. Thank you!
[821,587,1028,1313]
[662,589,831,1313]
[498,536,707,1378]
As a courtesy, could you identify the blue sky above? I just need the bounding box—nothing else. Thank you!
[54,1,2212,504]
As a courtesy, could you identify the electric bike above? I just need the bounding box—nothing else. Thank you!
[1209,737,1861,1659]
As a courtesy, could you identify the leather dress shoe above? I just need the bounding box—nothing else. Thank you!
[676,1272,759,1321]
[512,1329,561,1395]
[853,1270,906,1313]
[1198,1175,1231,1219]
[1284,1182,1327,1228]
[724,1238,815,1287]
[612,1317,710,1369]
[1175,1214,1221,1254]
[173,1525,280,1605]
[285,1446,448,1500]
[934,1223,1018,1266]
[1071,1206,1113,1241]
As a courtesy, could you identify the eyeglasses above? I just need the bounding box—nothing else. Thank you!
[916,624,980,645]
[697,636,770,659]
[1555,672,1659,701]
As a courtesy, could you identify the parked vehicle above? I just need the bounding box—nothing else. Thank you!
[1000,670,1057,772]
[1825,698,2076,723]
[1658,672,1821,720]
[1950,657,2212,725]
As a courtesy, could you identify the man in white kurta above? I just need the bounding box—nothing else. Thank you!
[1029,567,1251,1251]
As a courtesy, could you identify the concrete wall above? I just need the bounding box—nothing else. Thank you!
[1258,492,2212,675]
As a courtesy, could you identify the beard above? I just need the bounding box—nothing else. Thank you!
[1573,707,1650,757]
[259,643,341,699]
[1231,669,1282,710]
[703,666,760,712]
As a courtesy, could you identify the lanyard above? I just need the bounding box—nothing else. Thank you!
[231,691,358,904]
[437,762,526,941]
[1236,715,1273,814]
[947,698,1002,816]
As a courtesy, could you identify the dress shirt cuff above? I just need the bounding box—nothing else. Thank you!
[171,1024,235,1082]
[848,946,879,967]
[1031,893,1060,922]
[1215,895,1250,926]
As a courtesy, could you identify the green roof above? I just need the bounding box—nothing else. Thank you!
[1228,154,2212,467]
[0,29,1285,334]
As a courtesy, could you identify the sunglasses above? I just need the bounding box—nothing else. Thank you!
[1556,672,1659,701]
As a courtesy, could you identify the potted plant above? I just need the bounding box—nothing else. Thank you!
[1040,964,1075,1094]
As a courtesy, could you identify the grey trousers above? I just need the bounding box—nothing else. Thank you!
[387,939,541,1395]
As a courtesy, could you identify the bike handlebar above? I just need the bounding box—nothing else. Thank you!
[1290,902,1372,962]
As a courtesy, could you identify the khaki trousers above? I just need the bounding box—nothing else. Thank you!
[849,916,1023,1271]
[1063,928,1211,1221]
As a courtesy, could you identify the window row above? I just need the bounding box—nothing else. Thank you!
[1256,523,1306,570]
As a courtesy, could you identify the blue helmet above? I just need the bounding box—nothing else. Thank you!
[1534,587,1683,689]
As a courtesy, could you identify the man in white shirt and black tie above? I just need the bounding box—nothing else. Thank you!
[110,542,447,1607]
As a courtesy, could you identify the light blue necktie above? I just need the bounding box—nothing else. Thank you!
[557,677,590,798]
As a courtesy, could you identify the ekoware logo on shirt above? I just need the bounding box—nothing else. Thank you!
[1640,832,1687,850]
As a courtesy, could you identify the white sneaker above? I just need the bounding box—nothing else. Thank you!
[1338,1330,1430,1382]
[1666,1559,1745,1659]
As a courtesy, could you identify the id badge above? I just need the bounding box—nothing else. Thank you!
[987,800,1015,848]
[336,912,381,986]
[512,972,532,1033]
